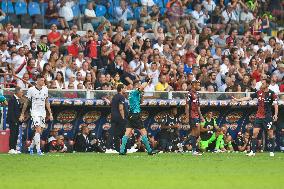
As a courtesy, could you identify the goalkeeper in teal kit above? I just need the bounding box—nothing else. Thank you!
[119,80,159,155]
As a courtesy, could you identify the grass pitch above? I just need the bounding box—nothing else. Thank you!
[0,152,284,189]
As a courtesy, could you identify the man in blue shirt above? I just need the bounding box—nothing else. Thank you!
[119,80,159,155]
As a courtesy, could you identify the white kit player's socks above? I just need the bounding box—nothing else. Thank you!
[34,133,41,153]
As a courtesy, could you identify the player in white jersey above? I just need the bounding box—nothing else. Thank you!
[19,75,53,155]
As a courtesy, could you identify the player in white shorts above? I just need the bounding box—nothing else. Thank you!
[19,75,53,155]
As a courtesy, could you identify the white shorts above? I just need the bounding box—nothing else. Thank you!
[31,116,46,128]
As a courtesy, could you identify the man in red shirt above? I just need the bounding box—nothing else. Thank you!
[67,34,80,58]
[47,24,61,47]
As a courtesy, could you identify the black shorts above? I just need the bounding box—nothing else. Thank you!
[254,117,274,130]
[127,113,144,130]
[111,119,127,135]
[190,118,200,128]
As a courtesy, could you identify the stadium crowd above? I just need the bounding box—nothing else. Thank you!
[0,0,283,94]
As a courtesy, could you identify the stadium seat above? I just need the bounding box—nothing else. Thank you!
[113,0,120,7]
[15,1,27,15]
[163,0,169,7]
[130,0,138,4]
[1,0,14,14]
[184,9,193,14]
[107,4,114,17]
[134,7,141,20]
[40,2,48,15]
[153,0,163,8]
[79,0,87,5]
[95,5,107,17]
[72,4,81,17]
[160,7,167,15]
[28,2,41,16]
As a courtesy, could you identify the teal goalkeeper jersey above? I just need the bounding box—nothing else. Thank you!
[129,89,142,114]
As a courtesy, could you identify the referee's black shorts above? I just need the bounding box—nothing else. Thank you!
[127,113,144,130]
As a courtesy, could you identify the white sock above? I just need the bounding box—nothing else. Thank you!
[34,133,41,152]
[30,139,35,149]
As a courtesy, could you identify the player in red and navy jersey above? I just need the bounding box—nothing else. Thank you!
[233,78,278,157]
[185,80,204,155]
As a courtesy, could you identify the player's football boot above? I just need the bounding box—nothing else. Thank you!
[37,150,44,156]
[192,151,202,156]
[269,152,275,157]
[148,150,160,155]
[246,151,255,157]
[28,147,34,155]
[119,152,126,155]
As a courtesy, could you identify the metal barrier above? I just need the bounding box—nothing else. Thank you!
[2,88,284,100]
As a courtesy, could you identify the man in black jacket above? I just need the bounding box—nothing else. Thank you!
[7,87,23,154]
[74,126,105,153]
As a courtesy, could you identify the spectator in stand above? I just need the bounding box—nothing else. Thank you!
[55,71,65,89]
[84,2,107,29]
[221,5,239,34]
[45,0,67,28]
[48,25,61,47]
[37,35,49,53]
[114,0,136,27]
[67,34,80,58]
[273,64,284,81]
[155,74,171,91]
[58,0,75,28]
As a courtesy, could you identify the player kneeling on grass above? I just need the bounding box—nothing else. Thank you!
[19,75,53,156]
[49,135,67,153]
[199,111,219,152]
[232,78,278,157]
[214,125,234,152]
[119,80,159,155]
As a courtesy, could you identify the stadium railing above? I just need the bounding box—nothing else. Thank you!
[2,88,284,101]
